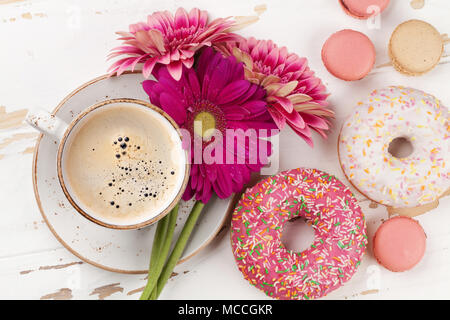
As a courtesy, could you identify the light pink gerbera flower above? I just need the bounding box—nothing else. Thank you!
[143,48,277,203]
[217,37,334,146]
[108,8,244,80]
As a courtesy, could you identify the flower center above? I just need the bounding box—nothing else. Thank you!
[186,100,226,142]
[166,27,203,48]
[194,111,216,139]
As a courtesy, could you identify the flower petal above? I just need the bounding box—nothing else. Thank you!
[181,57,194,69]
[159,92,187,124]
[301,113,330,130]
[189,8,208,28]
[267,107,286,130]
[213,166,233,199]
[199,176,213,203]
[274,104,306,129]
[269,96,294,113]
[142,80,160,104]
[148,29,166,53]
[182,182,195,201]
[142,58,157,78]
[175,7,190,29]
[167,61,183,80]
[216,80,251,105]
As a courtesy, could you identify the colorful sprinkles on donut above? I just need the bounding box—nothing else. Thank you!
[339,86,449,208]
[231,168,367,300]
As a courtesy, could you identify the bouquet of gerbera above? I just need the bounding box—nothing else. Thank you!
[108,7,333,299]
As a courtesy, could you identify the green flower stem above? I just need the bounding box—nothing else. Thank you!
[151,200,205,299]
[149,285,157,300]
[140,204,179,300]
[140,214,168,300]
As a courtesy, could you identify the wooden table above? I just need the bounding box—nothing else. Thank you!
[0,0,449,299]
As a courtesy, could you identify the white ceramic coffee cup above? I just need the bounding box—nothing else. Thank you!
[26,98,190,230]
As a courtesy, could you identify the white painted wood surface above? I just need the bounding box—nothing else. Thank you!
[0,0,449,300]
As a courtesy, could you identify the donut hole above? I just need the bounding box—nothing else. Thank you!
[281,218,316,253]
[388,137,414,158]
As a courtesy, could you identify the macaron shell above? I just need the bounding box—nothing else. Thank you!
[389,19,443,76]
[322,29,376,81]
[373,216,426,272]
[340,0,390,19]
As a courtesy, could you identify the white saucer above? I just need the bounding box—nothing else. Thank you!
[32,72,234,273]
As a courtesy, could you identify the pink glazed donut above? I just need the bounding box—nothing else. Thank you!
[231,168,367,300]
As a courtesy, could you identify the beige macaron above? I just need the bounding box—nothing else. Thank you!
[389,19,444,76]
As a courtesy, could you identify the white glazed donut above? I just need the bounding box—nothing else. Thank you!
[339,86,449,208]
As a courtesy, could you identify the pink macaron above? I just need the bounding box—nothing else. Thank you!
[339,0,390,19]
[373,216,427,272]
[321,29,376,81]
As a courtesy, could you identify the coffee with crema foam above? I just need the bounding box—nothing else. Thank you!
[62,103,184,225]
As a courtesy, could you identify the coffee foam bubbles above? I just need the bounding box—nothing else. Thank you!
[62,104,185,226]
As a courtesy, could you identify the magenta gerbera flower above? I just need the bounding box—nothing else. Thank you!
[143,47,277,203]
[108,7,244,80]
[217,37,334,146]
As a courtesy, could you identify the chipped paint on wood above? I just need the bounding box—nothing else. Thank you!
[0,132,37,150]
[127,286,144,296]
[38,261,83,271]
[90,283,124,300]
[40,288,73,300]
[0,0,25,5]
[0,106,28,130]
[19,269,34,275]
[20,261,83,275]
[360,289,379,295]
[410,0,425,9]
[0,132,38,159]
[22,146,34,154]
[254,4,267,16]
[2,13,47,23]
[168,270,189,280]
[21,12,32,19]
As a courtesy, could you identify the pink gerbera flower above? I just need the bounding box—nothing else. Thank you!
[217,37,334,146]
[108,8,243,80]
[143,48,277,203]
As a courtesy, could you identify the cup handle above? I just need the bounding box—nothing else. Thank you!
[25,108,68,141]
